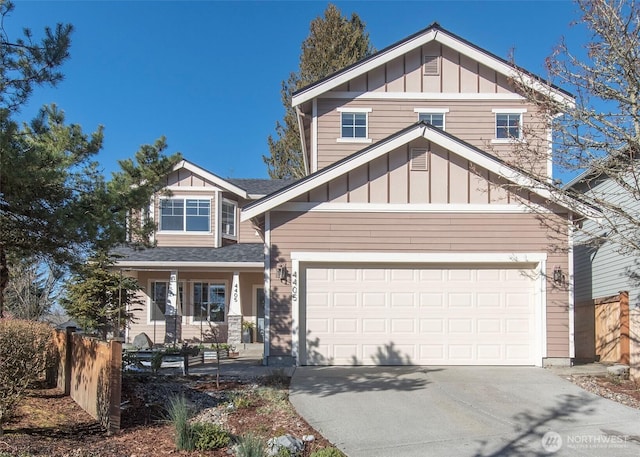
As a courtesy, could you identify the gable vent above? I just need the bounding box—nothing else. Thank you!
[423,55,440,75]
[410,148,428,171]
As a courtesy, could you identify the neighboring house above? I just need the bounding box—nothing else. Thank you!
[118,23,592,367]
[568,169,637,365]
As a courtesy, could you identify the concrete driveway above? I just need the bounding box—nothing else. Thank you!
[290,366,640,457]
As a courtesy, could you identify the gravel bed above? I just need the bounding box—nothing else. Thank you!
[568,375,640,409]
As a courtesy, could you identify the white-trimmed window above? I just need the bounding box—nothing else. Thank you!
[492,109,527,142]
[160,198,210,232]
[150,281,184,322]
[337,107,372,143]
[221,200,236,237]
[192,282,226,322]
[414,108,449,130]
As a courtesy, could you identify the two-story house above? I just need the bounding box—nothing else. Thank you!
[118,23,592,367]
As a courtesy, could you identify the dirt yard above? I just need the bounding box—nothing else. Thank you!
[2,372,639,457]
[1,373,332,457]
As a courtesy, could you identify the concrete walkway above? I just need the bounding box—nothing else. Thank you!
[290,366,640,457]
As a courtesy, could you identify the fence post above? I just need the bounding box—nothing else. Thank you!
[64,327,76,396]
[620,291,630,365]
[108,338,123,434]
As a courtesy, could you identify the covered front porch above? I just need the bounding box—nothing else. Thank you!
[113,244,265,348]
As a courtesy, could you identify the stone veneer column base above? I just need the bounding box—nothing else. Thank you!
[227,315,242,347]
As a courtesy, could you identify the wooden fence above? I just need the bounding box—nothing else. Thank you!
[50,328,122,434]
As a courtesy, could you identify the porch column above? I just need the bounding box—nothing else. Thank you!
[227,271,242,346]
[165,270,181,344]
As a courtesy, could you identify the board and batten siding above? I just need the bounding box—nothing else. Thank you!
[267,211,570,359]
[316,98,546,172]
[330,42,513,95]
[301,139,525,205]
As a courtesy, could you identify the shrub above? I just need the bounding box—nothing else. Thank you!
[191,422,231,450]
[166,395,194,450]
[310,448,346,457]
[235,433,267,457]
[0,319,53,435]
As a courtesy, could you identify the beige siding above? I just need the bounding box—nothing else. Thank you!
[267,211,570,358]
[128,270,261,345]
[316,98,545,171]
[336,44,519,97]
[238,218,262,243]
[296,141,522,205]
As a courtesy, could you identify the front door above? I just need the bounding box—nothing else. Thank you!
[256,287,265,343]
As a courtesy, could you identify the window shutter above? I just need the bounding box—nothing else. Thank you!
[423,55,440,75]
[410,148,428,171]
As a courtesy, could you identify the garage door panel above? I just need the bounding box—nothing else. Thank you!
[391,292,415,308]
[363,293,386,308]
[362,319,386,333]
[449,293,473,308]
[334,292,358,307]
[304,265,537,366]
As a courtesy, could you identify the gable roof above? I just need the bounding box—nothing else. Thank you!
[174,159,249,198]
[241,122,599,221]
[291,22,574,108]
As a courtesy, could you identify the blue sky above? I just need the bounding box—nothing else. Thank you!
[12,0,585,180]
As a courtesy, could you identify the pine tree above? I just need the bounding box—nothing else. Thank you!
[62,252,142,339]
[264,4,374,179]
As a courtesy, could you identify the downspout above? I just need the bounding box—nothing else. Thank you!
[295,107,310,176]
[568,213,575,360]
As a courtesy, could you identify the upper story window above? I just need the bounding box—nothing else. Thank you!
[221,200,237,237]
[492,108,527,142]
[160,198,210,232]
[336,107,372,143]
[414,108,449,130]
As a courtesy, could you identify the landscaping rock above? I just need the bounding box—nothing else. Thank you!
[132,332,153,349]
[267,434,304,456]
[607,364,630,379]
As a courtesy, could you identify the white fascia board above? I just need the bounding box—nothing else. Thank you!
[435,33,574,107]
[291,251,547,264]
[240,126,425,221]
[177,160,249,199]
[423,129,598,218]
[277,202,550,214]
[114,261,263,269]
[293,29,573,108]
[292,30,438,107]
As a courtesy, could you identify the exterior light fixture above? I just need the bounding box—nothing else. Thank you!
[553,265,565,285]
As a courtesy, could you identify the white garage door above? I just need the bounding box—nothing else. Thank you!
[302,265,538,366]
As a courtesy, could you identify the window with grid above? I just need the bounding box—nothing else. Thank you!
[496,113,522,139]
[418,113,445,130]
[193,282,226,322]
[341,112,367,138]
[160,198,210,232]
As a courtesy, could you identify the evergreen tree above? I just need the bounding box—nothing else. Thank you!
[264,4,374,179]
[0,2,182,317]
[62,252,142,339]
